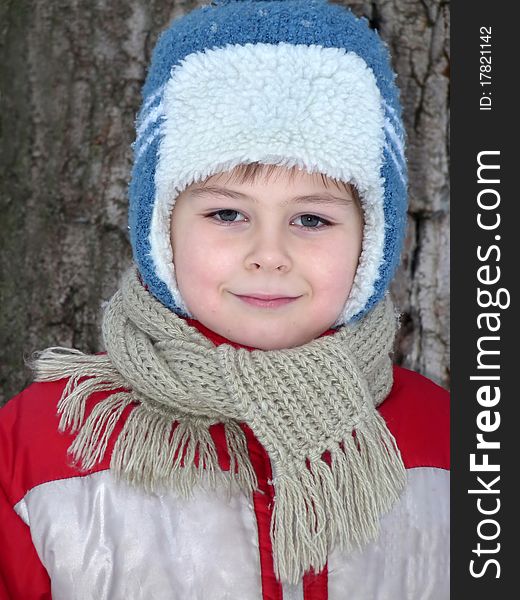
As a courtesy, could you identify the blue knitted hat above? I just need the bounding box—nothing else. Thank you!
[129,0,408,326]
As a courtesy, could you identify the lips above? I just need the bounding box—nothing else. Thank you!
[232,292,301,309]
[240,293,298,301]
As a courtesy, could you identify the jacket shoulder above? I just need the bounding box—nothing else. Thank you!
[379,365,450,471]
[0,380,111,505]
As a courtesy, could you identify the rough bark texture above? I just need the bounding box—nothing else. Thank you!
[0,0,449,406]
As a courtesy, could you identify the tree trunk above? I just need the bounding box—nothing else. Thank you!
[0,0,450,406]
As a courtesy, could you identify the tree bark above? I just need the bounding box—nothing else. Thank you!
[0,0,450,405]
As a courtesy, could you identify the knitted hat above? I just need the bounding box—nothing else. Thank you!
[129,0,408,326]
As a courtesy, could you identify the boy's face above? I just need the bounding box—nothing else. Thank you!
[170,166,363,350]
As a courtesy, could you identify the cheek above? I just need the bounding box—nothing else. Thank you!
[305,235,361,293]
[174,229,237,292]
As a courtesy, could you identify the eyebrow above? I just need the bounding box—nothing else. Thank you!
[187,185,354,206]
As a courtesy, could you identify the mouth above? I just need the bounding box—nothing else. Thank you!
[232,293,301,309]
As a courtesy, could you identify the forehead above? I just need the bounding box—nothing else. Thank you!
[189,163,355,197]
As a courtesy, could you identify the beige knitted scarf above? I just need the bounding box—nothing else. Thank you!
[30,265,406,584]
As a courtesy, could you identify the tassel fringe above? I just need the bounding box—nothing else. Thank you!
[271,414,406,584]
[35,357,259,498]
[110,411,257,497]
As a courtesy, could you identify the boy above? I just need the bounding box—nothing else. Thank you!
[0,1,449,599]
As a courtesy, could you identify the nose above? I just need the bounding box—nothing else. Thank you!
[244,224,292,273]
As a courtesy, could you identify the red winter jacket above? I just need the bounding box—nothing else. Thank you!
[0,322,449,600]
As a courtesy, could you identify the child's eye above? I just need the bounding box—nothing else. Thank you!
[293,214,331,228]
[206,211,331,228]
[208,210,246,223]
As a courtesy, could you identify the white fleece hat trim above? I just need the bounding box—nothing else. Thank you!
[149,42,388,322]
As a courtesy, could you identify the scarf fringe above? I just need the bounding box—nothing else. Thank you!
[271,414,406,584]
[111,403,257,497]
[29,346,118,381]
[29,346,128,433]
[35,359,259,498]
